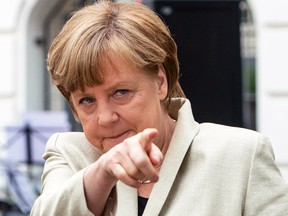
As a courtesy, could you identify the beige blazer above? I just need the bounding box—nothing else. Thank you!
[31,98,288,216]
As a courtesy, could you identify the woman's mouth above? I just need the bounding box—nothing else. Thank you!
[104,130,134,144]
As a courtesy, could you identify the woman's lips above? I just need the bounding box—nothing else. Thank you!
[110,131,126,139]
[104,130,133,144]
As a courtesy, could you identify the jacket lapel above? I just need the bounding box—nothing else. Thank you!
[143,99,199,216]
[115,181,138,215]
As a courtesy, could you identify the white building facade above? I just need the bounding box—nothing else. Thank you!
[0,0,287,180]
[249,0,288,181]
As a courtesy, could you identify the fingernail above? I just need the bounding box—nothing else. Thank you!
[153,154,163,167]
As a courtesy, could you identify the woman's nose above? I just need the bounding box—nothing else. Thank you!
[97,106,119,127]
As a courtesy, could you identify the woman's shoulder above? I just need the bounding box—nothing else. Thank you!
[46,132,90,149]
[193,122,270,159]
[44,132,102,167]
[198,122,264,144]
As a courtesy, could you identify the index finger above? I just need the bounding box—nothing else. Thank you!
[139,128,159,153]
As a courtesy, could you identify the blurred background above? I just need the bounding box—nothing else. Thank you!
[0,0,287,214]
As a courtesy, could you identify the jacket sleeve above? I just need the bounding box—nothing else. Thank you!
[244,134,288,215]
[30,133,95,216]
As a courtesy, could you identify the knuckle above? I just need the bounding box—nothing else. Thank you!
[116,170,126,182]
[134,155,148,167]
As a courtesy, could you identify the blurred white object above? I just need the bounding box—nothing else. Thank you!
[5,111,71,165]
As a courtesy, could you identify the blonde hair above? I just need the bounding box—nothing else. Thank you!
[47,0,185,110]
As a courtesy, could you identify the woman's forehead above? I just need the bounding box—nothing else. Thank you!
[99,52,137,73]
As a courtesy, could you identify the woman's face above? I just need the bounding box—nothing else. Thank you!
[70,57,168,153]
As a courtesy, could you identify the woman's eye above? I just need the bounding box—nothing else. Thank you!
[114,89,129,98]
[79,97,95,105]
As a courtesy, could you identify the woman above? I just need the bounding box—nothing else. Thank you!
[31,1,288,215]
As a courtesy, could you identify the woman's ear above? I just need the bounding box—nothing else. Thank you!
[156,64,168,100]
